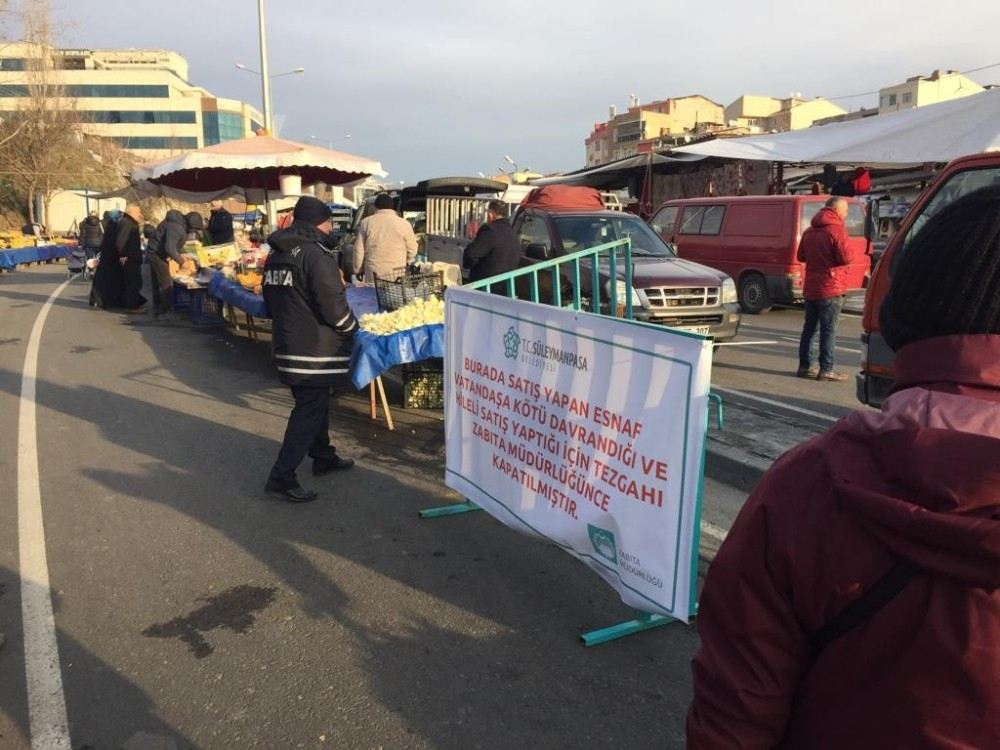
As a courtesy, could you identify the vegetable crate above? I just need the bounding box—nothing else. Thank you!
[402,358,444,409]
[374,267,444,312]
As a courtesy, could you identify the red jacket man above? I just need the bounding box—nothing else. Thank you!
[796,198,854,381]
[689,186,1000,749]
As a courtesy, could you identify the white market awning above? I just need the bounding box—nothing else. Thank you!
[672,89,1000,166]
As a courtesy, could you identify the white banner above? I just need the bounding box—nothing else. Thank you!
[444,287,712,621]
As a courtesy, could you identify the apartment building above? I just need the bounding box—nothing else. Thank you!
[724,94,845,132]
[878,69,983,113]
[0,43,263,159]
[585,95,724,166]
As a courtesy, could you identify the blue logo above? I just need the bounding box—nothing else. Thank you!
[503,326,521,360]
[588,525,618,565]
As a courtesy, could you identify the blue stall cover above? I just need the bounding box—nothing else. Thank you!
[0,244,71,269]
[207,272,269,318]
[206,271,444,388]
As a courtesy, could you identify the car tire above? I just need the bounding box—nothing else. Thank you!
[739,273,772,314]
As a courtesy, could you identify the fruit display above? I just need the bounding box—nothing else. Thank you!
[196,242,240,268]
[236,271,263,295]
[359,296,445,335]
[168,257,198,278]
[0,231,37,249]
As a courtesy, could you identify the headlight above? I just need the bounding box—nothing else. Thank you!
[721,277,737,304]
[605,279,645,308]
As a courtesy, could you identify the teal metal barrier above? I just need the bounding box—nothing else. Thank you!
[421,237,729,646]
[467,237,634,320]
[418,238,635,522]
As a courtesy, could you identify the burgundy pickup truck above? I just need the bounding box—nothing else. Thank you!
[511,186,741,342]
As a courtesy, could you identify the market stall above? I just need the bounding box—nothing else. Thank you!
[0,243,74,271]
[203,268,446,430]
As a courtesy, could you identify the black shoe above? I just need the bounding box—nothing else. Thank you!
[264,482,318,503]
[312,455,355,476]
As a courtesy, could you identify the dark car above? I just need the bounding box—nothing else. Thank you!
[511,190,741,340]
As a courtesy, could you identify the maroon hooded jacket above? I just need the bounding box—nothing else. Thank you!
[797,207,853,300]
[688,334,1000,749]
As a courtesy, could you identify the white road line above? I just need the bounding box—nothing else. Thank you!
[711,385,840,423]
[699,520,729,544]
[778,335,861,354]
[18,277,73,750]
[714,339,778,347]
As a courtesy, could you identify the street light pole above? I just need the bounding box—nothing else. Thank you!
[257,0,273,134]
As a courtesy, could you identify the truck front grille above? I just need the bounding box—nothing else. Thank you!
[644,286,720,309]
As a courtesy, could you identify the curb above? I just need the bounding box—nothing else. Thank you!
[703,439,770,494]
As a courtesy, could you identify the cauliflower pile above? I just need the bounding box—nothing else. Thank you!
[359,296,445,335]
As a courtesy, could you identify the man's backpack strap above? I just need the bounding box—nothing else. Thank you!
[809,559,920,657]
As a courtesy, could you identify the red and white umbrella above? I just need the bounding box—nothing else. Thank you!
[131,134,385,193]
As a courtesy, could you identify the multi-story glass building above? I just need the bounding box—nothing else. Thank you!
[0,43,263,159]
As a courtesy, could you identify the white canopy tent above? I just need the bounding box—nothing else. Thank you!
[672,89,1000,166]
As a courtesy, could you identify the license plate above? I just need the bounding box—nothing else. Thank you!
[672,325,710,335]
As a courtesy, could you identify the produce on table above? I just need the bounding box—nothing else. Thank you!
[236,271,264,295]
[168,256,198,278]
[359,296,444,335]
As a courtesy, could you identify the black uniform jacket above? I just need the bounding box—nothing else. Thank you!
[263,221,359,387]
[463,218,521,283]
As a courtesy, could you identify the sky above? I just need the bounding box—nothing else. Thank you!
[27,0,1000,183]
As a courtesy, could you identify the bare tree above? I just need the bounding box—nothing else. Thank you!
[0,0,127,225]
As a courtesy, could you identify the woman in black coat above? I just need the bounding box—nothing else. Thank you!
[89,209,126,309]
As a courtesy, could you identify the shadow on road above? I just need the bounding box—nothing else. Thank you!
[3,267,702,747]
[0,564,194,750]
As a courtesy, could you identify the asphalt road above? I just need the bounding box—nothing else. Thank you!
[0,264,755,750]
[712,304,868,423]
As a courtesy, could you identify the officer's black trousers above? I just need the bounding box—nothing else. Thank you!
[268,385,337,487]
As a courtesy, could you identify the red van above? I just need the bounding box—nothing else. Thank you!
[650,195,870,313]
[858,153,1000,407]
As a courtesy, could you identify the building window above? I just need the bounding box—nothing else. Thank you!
[0,58,25,71]
[112,136,198,150]
[887,94,897,106]
[202,112,220,145]
[0,84,28,96]
[218,111,244,141]
[902,92,913,104]
[79,110,197,124]
[66,84,170,98]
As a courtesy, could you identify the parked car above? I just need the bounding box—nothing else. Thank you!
[649,195,870,314]
[513,186,741,341]
[859,152,1000,407]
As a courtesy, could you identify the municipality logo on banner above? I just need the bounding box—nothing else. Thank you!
[503,326,521,360]
[588,525,618,565]
[501,326,588,372]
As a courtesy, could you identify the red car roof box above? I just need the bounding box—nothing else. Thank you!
[519,185,605,211]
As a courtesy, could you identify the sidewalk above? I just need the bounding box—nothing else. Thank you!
[704,397,825,492]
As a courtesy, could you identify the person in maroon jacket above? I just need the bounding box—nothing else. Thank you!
[688,185,1000,749]
[796,196,853,381]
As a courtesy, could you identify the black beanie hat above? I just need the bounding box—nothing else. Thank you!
[292,195,332,226]
[880,184,1000,351]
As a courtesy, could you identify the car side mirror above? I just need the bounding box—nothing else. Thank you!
[525,243,550,260]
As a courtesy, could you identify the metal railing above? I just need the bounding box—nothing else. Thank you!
[466,238,635,320]
[462,237,724,431]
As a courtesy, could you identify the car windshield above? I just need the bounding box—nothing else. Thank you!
[553,215,675,257]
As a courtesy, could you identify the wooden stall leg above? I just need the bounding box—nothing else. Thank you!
[369,381,377,420]
[375,376,395,431]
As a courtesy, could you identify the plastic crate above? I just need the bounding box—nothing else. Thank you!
[374,267,444,312]
[402,359,444,409]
